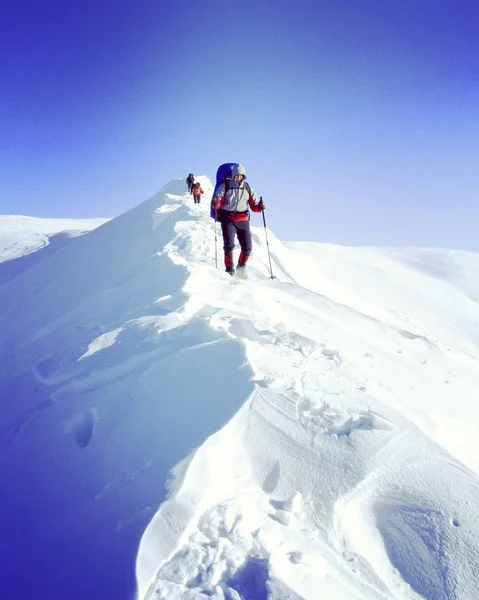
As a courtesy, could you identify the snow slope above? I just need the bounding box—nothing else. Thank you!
[0,215,109,284]
[0,215,109,261]
[1,179,478,600]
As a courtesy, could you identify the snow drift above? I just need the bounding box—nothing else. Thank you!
[1,179,478,600]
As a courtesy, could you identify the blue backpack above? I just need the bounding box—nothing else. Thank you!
[210,162,236,219]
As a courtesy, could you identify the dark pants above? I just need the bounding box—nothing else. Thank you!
[193,195,201,203]
[221,220,252,269]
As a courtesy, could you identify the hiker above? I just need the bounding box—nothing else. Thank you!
[192,181,204,204]
[186,173,195,193]
[212,163,266,275]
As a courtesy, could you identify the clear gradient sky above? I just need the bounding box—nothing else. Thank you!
[1,0,478,250]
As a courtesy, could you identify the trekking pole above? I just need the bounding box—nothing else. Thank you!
[214,206,218,269]
[260,197,275,279]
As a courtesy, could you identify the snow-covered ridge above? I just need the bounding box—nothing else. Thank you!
[0,214,109,262]
[0,214,110,286]
[1,178,478,600]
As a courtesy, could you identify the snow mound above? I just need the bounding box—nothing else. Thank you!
[1,176,478,600]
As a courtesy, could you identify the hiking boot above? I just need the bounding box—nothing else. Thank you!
[225,267,235,276]
[236,266,248,280]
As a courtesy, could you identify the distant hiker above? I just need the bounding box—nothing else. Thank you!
[192,181,204,204]
[186,173,195,193]
[212,163,265,276]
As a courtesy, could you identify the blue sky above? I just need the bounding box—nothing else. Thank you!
[1,0,478,250]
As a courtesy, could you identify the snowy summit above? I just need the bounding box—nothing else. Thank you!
[1,177,478,600]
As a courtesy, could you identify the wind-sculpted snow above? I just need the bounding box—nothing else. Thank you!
[0,180,253,599]
[1,179,479,600]
[136,190,479,598]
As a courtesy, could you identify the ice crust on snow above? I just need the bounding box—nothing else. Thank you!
[1,177,479,600]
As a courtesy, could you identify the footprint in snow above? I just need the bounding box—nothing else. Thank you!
[64,409,96,449]
[299,403,393,438]
[321,347,342,365]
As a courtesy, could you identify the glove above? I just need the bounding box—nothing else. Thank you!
[258,199,266,210]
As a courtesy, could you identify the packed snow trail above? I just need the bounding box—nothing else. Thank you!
[136,181,479,599]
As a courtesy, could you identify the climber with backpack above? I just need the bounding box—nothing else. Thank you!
[186,173,195,193]
[192,181,204,203]
[211,163,266,276]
